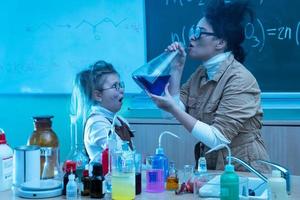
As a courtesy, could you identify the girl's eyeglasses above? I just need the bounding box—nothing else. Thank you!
[99,82,125,91]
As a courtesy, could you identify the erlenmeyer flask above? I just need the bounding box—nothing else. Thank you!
[132,50,179,96]
[72,143,89,179]
[66,115,89,180]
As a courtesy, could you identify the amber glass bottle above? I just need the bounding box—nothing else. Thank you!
[166,161,179,191]
[28,115,59,179]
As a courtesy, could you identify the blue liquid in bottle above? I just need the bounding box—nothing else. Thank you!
[133,75,171,96]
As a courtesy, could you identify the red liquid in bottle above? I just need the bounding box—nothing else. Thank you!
[102,148,109,176]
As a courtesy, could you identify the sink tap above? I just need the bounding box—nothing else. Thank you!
[226,156,268,183]
[256,159,291,195]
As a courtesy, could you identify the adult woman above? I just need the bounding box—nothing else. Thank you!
[149,0,269,172]
[72,60,134,163]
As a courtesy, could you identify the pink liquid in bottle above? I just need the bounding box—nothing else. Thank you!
[145,169,164,193]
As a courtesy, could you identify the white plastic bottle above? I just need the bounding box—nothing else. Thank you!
[268,170,288,200]
[66,173,78,200]
[198,156,207,173]
[0,129,13,192]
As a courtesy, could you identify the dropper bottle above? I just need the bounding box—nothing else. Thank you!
[206,144,239,200]
[153,131,180,181]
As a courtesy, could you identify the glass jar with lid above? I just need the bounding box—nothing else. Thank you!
[28,115,60,179]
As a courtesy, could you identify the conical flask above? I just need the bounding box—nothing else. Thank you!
[66,115,89,180]
[132,50,179,96]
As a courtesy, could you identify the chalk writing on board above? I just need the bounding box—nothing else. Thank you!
[25,17,128,40]
[170,18,300,53]
[124,23,143,33]
[245,18,300,52]
[171,26,187,47]
[245,18,265,52]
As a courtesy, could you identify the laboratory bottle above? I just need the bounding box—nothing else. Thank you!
[145,155,164,193]
[153,147,168,181]
[220,164,239,200]
[66,173,77,200]
[63,160,77,195]
[153,131,180,181]
[0,129,13,191]
[81,169,90,196]
[28,115,59,179]
[166,161,179,190]
[198,156,207,173]
[102,146,109,176]
[268,170,288,200]
[135,153,142,195]
[90,163,104,198]
[206,144,239,200]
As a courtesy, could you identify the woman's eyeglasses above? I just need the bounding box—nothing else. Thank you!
[189,25,216,40]
[99,82,125,91]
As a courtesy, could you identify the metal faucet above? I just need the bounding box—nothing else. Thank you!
[227,156,268,182]
[256,159,291,195]
[227,156,291,195]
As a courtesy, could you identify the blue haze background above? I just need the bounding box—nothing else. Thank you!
[0,0,146,160]
[0,0,299,162]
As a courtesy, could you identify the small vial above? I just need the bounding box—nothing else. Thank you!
[81,169,90,196]
[63,161,77,195]
[166,161,179,191]
[66,173,77,200]
[198,157,207,173]
[90,163,104,198]
[135,153,142,195]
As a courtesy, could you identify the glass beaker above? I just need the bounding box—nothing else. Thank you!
[132,50,179,96]
[111,144,135,200]
[145,156,164,193]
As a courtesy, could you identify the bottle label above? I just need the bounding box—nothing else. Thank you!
[40,147,55,156]
[1,156,13,181]
[102,180,106,194]
[148,171,157,182]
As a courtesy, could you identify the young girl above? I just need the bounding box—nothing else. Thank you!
[72,60,134,163]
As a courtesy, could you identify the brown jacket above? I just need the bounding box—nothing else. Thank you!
[180,54,270,173]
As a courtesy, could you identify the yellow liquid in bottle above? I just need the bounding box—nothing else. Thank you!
[166,176,179,190]
[112,172,135,200]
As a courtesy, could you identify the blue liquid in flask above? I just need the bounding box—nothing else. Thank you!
[133,75,171,96]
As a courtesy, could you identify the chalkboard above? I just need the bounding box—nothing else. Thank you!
[0,0,146,94]
[145,0,300,92]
